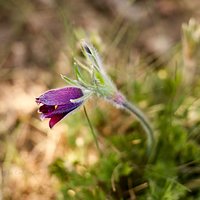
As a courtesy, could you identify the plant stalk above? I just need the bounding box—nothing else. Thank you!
[83,106,102,155]
[121,100,154,155]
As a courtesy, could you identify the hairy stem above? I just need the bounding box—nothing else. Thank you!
[121,101,154,155]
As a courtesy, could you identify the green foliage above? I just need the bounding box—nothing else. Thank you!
[147,178,188,200]
[49,152,135,200]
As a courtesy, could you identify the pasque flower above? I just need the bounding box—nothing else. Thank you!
[36,40,154,153]
[36,87,84,128]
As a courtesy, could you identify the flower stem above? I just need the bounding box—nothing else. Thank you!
[83,106,101,155]
[121,101,154,155]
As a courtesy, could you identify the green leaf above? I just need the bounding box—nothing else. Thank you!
[74,62,90,85]
[61,74,78,85]
[74,58,92,74]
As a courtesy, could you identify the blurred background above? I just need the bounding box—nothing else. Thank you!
[1,0,200,199]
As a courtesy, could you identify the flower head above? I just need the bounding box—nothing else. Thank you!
[36,87,84,128]
[36,41,126,128]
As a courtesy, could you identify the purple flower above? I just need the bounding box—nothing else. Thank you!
[36,87,84,128]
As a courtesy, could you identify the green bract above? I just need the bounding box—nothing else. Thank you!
[61,41,118,101]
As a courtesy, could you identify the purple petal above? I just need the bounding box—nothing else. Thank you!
[49,113,67,128]
[36,87,83,106]
[39,105,55,114]
[40,102,82,128]
[42,102,82,118]
[48,104,81,128]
